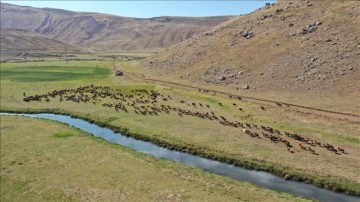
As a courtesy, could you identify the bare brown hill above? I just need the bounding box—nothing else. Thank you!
[0,3,233,52]
[0,28,85,62]
[144,0,360,112]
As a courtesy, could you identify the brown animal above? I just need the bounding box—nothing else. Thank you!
[243,128,250,134]
[308,147,315,154]
[299,143,307,150]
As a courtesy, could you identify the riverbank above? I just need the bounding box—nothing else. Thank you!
[2,108,359,196]
[1,115,310,201]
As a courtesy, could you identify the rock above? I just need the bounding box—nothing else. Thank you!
[289,23,294,27]
[326,39,332,42]
[301,23,320,34]
[241,30,249,37]
[275,8,284,14]
[349,67,353,70]
[246,34,254,39]
[308,26,317,33]
[242,84,250,90]
[238,71,243,75]
[241,29,254,39]
[219,76,226,81]
[260,15,268,20]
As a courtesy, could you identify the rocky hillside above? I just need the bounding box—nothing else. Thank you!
[144,0,360,97]
[0,28,85,62]
[0,3,233,52]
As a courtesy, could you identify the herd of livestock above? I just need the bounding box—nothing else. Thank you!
[23,84,346,156]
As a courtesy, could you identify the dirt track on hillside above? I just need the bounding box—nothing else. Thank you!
[125,71,360,123]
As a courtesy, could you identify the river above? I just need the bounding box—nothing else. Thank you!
[1,113,358,202]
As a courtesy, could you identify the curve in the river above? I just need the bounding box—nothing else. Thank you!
[1,113,359,202]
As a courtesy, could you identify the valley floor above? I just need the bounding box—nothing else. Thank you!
[0,115,308,202]
[0,58,359,198]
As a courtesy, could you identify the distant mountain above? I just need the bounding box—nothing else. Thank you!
[0,3,233,52]
[0,28,85,62]
[144,0,360,98]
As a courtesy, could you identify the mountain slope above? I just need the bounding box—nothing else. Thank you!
[0,3,233,52]
[144,0,360,100]
[0,28,85,62]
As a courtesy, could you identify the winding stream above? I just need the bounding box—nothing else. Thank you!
[1,113,358,202]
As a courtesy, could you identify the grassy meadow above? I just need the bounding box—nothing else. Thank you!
[0,116,311,202]
[1,58,359,196]
[1,65,109,82]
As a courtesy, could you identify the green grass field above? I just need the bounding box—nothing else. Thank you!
[1,59,359,196]
[1,66,110,82]
[1,62,110,82]
[0,116,309,202]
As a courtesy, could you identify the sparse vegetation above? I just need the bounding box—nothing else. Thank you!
[144,0,360,114]
[1,3,232,55]
[53,132,73,138]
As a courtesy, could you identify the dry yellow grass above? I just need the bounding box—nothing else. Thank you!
[0,115,310,202]
[143,0,360,114]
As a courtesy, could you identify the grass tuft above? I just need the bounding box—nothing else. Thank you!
[53,132,73,138]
